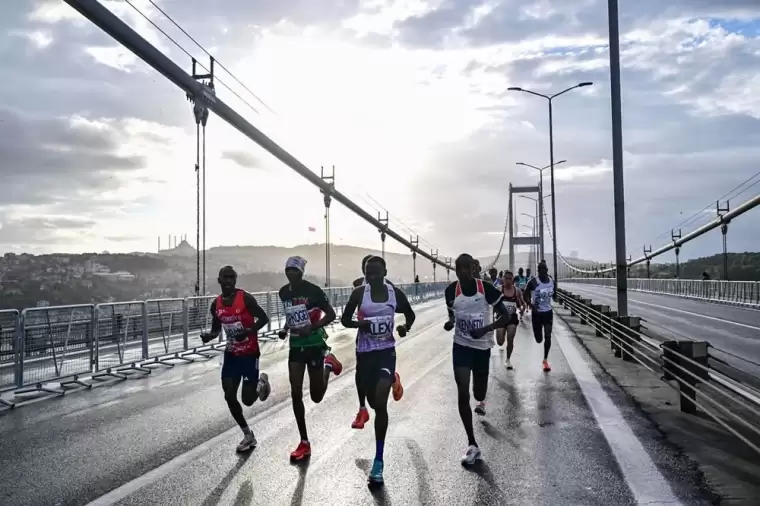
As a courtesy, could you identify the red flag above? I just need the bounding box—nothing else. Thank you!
[308,226,316,232]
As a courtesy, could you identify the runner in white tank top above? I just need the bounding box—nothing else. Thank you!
[443,254,510,466]
[341,256,415,486]
[523,260,555,372]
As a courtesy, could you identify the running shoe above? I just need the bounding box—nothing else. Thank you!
[392,371,404,401]
[290,441,311,462]
[324,353,343,375]
[474,401,486,416]
[368,459,384,485]
[461,445,481,465]
[505,358,513,370]
[352,407,370,429]
[257,373,271,401]
[542,359,551,372]
[236,433,257,453]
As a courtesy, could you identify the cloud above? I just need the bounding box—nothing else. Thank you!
[1,0,759,266]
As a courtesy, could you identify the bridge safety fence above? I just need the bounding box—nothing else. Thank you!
[562,277,760,308]
[554,287,760,457]
[0,282,447,406]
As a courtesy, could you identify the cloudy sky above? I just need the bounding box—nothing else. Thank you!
[1,0,759,264]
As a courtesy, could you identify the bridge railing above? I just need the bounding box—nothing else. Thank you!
[555,287,760,457]
[562,277,760,308]
[0,282,447,405]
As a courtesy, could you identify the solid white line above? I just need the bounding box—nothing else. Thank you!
[554,322,683,506]
[566,285,760,331]
[84,319,448,506]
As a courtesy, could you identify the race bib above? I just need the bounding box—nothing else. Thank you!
[365,315,394,339]
[286,304,310,328]
[535,289,552,304]
[456,312,485,334]
[503,301,517,314]
[222,321,244,339]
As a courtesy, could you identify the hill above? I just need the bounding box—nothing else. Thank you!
[629,252,760,281]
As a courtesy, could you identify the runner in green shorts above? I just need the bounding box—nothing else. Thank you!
[277,256,343,462]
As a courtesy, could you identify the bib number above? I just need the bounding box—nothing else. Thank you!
[222,321,245,339]
[456,313,485,334]
[366,315,394,339]
[504,301,517,314]
[286,304,310,328]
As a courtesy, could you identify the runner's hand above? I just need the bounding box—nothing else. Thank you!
[200,332,216,344]
[443,320,454,332]
[396,324,408,338]
[278,329,288,340]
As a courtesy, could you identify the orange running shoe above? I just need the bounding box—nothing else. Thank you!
[290,441,311,462]
[392,371,404,401]
[351,407,370,429]
[542,359,551,372]
[324,353,343,375]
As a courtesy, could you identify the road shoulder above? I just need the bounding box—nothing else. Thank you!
[554,304,760,505]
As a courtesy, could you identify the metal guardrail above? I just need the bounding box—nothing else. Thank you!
[562,278,760,308]
[0,282,447,407]
[555,287,760,456]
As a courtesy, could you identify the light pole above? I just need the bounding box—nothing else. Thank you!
[517,160,566,262]
[509,83,593,289]
[521,223,535,271]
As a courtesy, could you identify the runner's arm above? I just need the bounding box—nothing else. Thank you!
[484,281,510,327]
[523,278,538,308]
[243,292,270,333]
[207,299,221,337]
[444,282,457,324]
[516,288,527,309]
[341,286,365,328]
[393,287,415,331]
[311,286,336,330]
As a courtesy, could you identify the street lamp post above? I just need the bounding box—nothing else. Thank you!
[509,83,593,289]
[517,160,566,263]
[520,223,535,271]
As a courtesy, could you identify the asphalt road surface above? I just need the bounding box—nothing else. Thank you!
[0,299,716,506]
[562,283,760,378]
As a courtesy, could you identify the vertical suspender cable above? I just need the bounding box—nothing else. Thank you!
[193,102,203,296]
[201,111,208,295]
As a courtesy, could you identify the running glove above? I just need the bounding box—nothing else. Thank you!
[278,329,288,340]
[443,321,454,331]
[396,324,408,337]
[200,332,216,344]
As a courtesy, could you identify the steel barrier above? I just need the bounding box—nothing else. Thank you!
[555,287,760,456]
[562,278,760,308]
[0,281,447,406]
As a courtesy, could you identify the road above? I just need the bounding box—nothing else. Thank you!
[0,299,716,506]
[562,283,760,370]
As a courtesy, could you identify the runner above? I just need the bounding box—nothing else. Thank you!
[200,266,272,452]
[494,270,525,370]
[351,254,395,430]
[487,267,502,289]
[276,256,343,462]
[341,255,415,486]
[473,259,482,279]
[515,267,528,322]
[443,253,510,466]
[523,260,555,372]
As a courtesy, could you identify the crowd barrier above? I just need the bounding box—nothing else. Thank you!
[0,282,447,406]
[562,278,760,308]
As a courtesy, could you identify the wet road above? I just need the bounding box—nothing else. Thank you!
[0,300,715,506]
[562,283,760,377]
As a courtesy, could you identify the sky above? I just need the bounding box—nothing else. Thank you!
[1,0,760,263]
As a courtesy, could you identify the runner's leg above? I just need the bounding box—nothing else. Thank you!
[368,349,395,485]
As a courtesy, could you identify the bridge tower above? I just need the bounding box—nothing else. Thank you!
[508,183,542,273]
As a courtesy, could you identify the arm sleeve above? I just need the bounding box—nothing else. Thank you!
[209,298,221,333]
[484,281,504,306]
[393,287,416,329]
[243,292,270,324]
[444,282,456,319]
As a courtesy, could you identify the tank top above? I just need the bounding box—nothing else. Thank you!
[532,277,555,313]
[214,290,259,356]
[452,279,494,351]
[501,285,520,318]
[356,282,397,353]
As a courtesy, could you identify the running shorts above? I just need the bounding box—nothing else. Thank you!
[356,347,396,390]
[452,342,491,373]
[221,352,260,385]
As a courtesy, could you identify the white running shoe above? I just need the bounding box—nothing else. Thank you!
[474,402,486,416]
[236,433,257,453]
[257,373,271,401]
[506,359,513,370]
[461,445,481,465]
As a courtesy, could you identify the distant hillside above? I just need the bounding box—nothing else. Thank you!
[629,252,760,281]
[478,252,597,273]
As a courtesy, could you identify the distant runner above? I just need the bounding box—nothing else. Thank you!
[515,267,528,321]
[200,266,272,453]
[487,267,502,289]
[444,254,509,466]
[342,256,414,486]
[523,260,555,372]
[495,270,525,370]
[277,256,342,462]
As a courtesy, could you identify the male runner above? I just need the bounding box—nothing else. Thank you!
[201,266,272,452]
[473,259,482,279]
[443,254,510,465]
[351,254,395,430]
[277,256,343,461]
[515,267,528,321]
[495,270,525,370]
[342,256,414,486]
[523,260,555,372]
[487,267,502,289]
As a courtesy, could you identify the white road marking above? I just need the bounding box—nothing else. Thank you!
[554,321,683,506]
